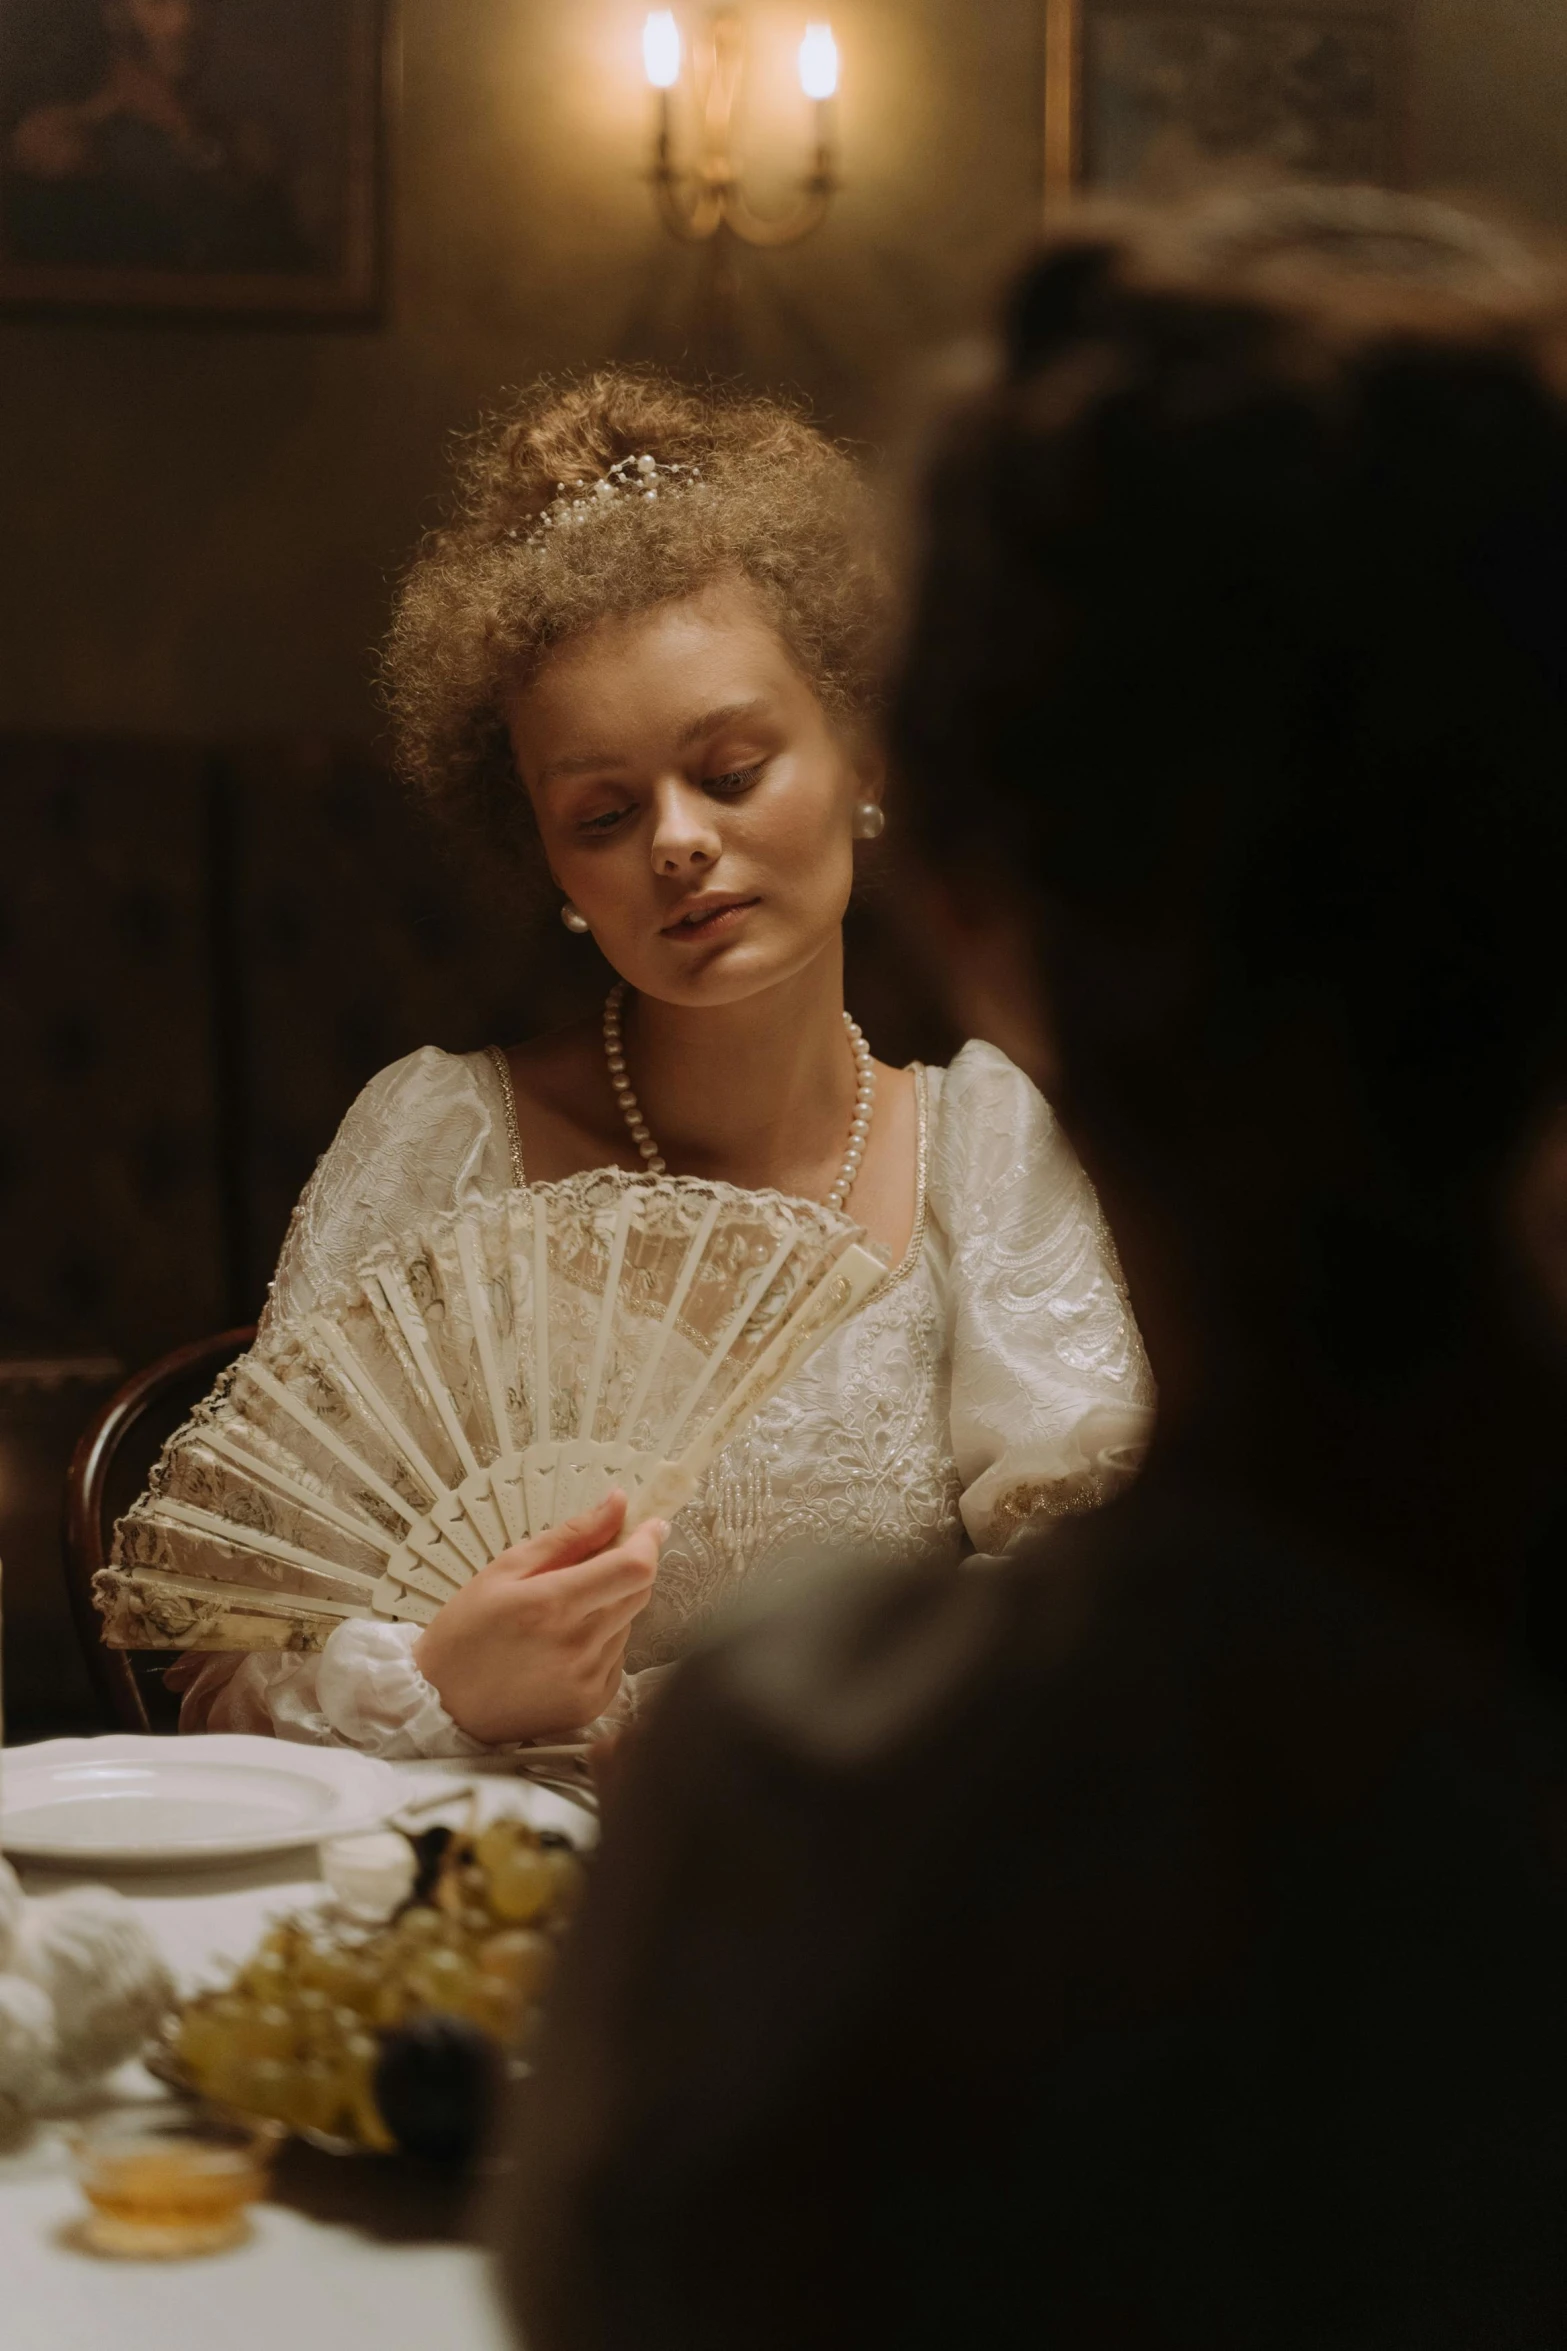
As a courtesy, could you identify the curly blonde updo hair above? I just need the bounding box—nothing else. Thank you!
[383,367,886,886]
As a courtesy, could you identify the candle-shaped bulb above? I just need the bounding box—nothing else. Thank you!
[798,21,838,101]
[643,11,682,90]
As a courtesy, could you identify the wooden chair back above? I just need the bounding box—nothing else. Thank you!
[61,1327,257,1733]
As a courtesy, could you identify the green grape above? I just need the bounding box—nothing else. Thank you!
[487,1848,553,1924]
[188,1995,258,2099]
[341,2029,379,2077]
[396,1906,444,1945]
[289,1986,336,2045]
[406,1945,474,2015]
[474,1819,529,1877]
[541,1849,585,1917]
[298,1940,371,2006]
[293,1938,340,1992]
[242,1948,293,2003]
[176,2000,228,2080]
[372,1973,411,2029]
[466,1975,520,2039]
[341,2032,396,2153]
[203,2046,257,2106]
[330,1954,381,2014]
[235,2002,297,2062]
[235,2056,296,2122]
[286,2057,344,2137]
[477,1928,553,2005]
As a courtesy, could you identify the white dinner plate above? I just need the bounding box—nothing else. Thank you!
[0,1734,401,1866]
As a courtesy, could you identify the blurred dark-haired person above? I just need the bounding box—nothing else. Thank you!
[499,187,1567,2351]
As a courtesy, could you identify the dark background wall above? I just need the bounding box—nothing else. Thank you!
[7,0,1565,744]
[0,0,1056,740]
[5,0,1567,1738]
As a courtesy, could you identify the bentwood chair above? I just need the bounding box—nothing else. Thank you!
[61,1327,256,1733]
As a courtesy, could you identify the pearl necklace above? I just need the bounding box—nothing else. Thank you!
[602,981,876,1213]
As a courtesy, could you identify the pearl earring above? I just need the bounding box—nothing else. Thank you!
[560,902,591,934]
[852,800,886,841]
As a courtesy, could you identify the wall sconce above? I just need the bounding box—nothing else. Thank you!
[642,9,839,247]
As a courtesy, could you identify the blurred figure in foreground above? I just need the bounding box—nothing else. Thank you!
[502,189,1567,2349]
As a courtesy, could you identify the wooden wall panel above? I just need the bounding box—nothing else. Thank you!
[0,739,225,1359]
[228,745,607,1299]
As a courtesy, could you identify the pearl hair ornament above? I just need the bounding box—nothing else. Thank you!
[603,981,876,1212]
[511,452,702,551]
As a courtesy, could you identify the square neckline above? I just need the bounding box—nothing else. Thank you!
[483,1043,931,1292]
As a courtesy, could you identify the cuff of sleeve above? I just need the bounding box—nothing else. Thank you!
[315,1619,494,1761]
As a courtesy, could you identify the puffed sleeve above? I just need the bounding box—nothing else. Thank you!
[265,1044,511,1331]
[929,1042,1154,1555]
[172,1047,516,1752]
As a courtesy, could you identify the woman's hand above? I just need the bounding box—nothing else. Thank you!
[414,1491,663,1747]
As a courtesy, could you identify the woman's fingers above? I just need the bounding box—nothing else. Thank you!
[417,1499,665,1745]
[548,1524,665,1616]
[575,1574,659,1649]
[489,1491,630,1581]
[589,1605,645,1670]
[487,1494,671,1590]
[580,1629,641,1717]
[423,1504,664,1742]
[583,1570,663,1667]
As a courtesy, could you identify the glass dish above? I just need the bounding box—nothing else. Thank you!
[71,2103,282,2258]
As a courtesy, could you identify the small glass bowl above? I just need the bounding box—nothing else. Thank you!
[70,2104,282,2259]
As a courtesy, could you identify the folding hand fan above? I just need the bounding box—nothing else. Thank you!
[94,1170,886,1654]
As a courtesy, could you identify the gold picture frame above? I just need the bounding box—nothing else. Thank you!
[1044,0,1407,213]
[1044,0,1084,210]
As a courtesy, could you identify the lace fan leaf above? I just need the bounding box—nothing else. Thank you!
[95,1172,886,1653]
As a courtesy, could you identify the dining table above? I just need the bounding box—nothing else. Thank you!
[0,1753,585,2351]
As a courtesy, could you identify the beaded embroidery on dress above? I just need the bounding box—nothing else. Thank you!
[629,1169,962,1665]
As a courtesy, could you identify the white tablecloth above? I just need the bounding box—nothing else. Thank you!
[0,1761,587,2351]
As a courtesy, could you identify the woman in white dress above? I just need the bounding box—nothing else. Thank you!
[174,369,1152,1757]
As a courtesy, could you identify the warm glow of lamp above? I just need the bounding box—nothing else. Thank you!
[645,8,840,251]
[798,21,838,101]
[643,11,682,89]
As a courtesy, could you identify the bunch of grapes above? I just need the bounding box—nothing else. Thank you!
[172,1817,584,2155]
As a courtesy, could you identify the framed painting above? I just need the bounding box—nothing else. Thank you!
[0,0,389,320]
[1045,0,1406,208]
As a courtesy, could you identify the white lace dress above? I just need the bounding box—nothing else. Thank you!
[175,1040,1153,1755]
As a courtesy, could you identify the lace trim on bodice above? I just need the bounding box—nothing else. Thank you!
[487,1044,527,1185]
[483,1043,932,1296]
